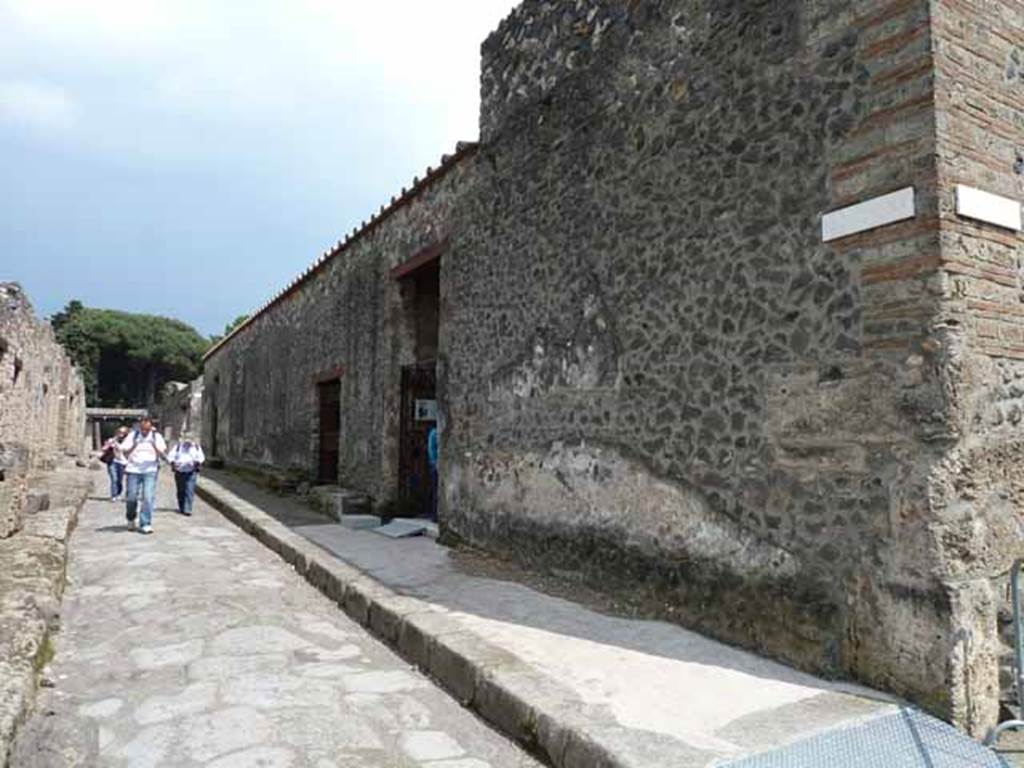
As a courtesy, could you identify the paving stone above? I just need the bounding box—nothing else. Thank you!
[206,746,298,768]
[129,638,203,670]
[11,473,542,768]
[341,670,428,695]
[187,653,291,682]
[77,698,123,719]
[209,625,312,655]
[400,730,466,761]
[181,706,270,763]
[134,681,217,725]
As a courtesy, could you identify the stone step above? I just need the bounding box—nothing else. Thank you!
[339,514,382,531]
[308,485,371,521]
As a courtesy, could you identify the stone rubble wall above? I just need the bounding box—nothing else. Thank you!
[445,0,1011,735]
[203,0,1024,734]
[203,157,471,502]
[0,283,86,540]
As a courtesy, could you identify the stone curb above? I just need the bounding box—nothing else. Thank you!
[197,478,626,768]
[1,472,91,768]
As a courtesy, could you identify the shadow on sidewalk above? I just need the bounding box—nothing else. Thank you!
[201,468,887,702]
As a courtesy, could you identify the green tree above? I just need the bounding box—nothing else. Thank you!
[207,313,249,346]
[52,302,208,407]
[50,299,84,334]
[224,314,249,335]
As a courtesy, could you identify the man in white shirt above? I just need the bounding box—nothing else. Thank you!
[119,417,167,534]
[167,434,205,516]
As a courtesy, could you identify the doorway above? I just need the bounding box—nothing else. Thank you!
[209,401,219,457]
[393,252,440,517]
[317,378,341,484]
[398,362,436,514]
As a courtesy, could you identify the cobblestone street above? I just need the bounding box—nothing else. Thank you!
[11,473,542,768]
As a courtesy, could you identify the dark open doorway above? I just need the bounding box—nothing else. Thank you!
[209,401,219,457]
[317,378,341,484]
[399,362,436,514]
[394,253,440,517]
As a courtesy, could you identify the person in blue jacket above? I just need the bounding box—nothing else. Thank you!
[426,425,439,521]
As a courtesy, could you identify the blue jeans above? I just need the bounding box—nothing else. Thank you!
[125,472,157,527]
[174,470,198,515]
[107,462,125,498]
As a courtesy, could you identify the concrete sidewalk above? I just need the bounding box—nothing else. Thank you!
[198,470,1009,768]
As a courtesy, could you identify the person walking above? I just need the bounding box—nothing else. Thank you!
[98,425,129,501]
[168,433,204,516]
[119,417,167,534]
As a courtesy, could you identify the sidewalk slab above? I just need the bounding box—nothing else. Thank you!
[373,519,429,539]
[197,470,1003,768]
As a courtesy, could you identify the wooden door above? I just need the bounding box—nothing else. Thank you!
[317,379,341,484]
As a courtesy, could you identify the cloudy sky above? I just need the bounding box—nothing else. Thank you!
[0,0,517,336]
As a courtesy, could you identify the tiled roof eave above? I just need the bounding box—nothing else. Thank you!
[203,140,478,362]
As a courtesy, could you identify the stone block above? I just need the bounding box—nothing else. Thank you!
[342,582,374,626]
[23,492,49,516]
[372,519,427,538]
[19,506,75,543]
[0,485,23,540]
[0,443,30,477]
[309,486,371,521]
[367,594,429,648]
[426,632,486,706]
[473,669,539,749]
[339,515,381,530]
[397,616,432,670]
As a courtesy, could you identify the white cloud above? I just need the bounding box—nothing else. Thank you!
[2,0,177,53]
[0,0,521,335]
[0,81,75,131]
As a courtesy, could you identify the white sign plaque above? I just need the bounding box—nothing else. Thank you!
[821,186,916,243]
[414,399,437,422]
[955,184,1022,232]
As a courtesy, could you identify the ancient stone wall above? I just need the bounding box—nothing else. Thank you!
[442,0,1000,731]
[0,283,86,538]
[203,152,472,501]
[201,0,1024,733]
[153,377,204,443]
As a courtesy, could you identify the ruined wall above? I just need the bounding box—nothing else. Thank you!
[0,283,85,537]
[203,156,472,500]
[154,377,204,443]
[441,0,993,728]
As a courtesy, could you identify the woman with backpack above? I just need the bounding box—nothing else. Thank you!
[98,425,129,502]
